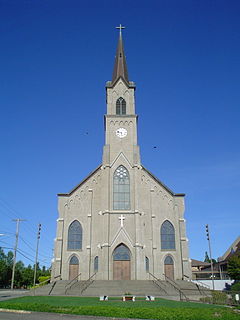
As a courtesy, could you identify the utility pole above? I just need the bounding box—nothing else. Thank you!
[33,223,41,286]
[11,219,25,290]
[206,224,215,290]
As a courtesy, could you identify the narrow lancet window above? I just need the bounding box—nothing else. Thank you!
[161,220,175,250]
[113,166,130,210]
[116,97,126,115]
[145,257,149,272]
[94,256,99,272]
[68,220,83,250]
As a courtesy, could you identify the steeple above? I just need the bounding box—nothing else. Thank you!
[112,24,129,85]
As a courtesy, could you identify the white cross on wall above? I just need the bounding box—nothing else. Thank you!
[118,214,125,227]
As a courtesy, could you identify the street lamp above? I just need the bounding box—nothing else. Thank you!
[206,224,215,290]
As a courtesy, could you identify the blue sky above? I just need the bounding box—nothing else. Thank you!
[0,0,239,268]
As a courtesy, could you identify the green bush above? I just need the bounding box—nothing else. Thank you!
[200,291,229,305]
[231,281,240,292]
[38,276,50,286]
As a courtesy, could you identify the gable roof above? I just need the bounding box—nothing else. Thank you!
[58,164,102,197]
[218,235,240,262]
[142,165,185,197]
[191,259,210,267]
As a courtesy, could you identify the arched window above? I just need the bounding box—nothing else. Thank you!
[68,220,82,250]
[161,220,175,250]
[69,255,79,265]
[113,166,130,210]
[164,255,174,280]
[145,257,149,272]
[116,97,126,115]
[164,255,174,265]
[113,244,130,261]
[94,256,99,272]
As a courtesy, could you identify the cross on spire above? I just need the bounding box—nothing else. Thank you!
[116,24,125,37]
[118,214,125,227]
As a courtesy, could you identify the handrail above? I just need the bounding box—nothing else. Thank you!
[65,272,81,294]
[192,280,211,289]
[53,274,61,280]
[31,277,51,296]
[32,277,51,288]
[163,273,188,301]
[80,272,97,294]
[148,272,168,295]
[48,281,57,295]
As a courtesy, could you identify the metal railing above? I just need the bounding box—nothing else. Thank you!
[65,272,81,294]
[31,277,51,296]
[163,273,189,301]
[148,272,168,295]
[79,272,97,294]
[48,274,62,296]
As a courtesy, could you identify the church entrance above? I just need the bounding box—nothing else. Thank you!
[164,256,174,280]
[69,256,79,280]
[113,244,131,280]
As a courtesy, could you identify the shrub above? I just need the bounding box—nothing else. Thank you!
[38,276,50,286]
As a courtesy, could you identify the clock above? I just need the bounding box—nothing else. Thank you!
[116,128,127,138]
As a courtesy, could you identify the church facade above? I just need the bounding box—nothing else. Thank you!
[51,30,191,281]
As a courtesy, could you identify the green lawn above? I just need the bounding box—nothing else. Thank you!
[0,296,239,320]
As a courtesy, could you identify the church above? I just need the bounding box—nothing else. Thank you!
[51,27,191,282]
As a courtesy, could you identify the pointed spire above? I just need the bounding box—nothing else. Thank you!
[112,24,129,84]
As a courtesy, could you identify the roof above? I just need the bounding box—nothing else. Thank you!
[142,165,185,197]
[191,259,210,267]
[58,165,102,196]
[218,235,240,262]
[111,30,129,85]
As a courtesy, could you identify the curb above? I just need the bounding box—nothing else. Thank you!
[0,308,31,314]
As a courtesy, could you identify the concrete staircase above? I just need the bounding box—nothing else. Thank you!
[32,279,210,301]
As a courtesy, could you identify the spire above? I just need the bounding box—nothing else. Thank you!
[112,24,129,84]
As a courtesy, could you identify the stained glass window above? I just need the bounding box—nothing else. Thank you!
[68,220,82,250]
[113,166,130,210]
[161,220,175,250]
[145,257,149,272]
[116,97,126,115]
[69,256,79,265]
[94,256,99,272]
[113,244,130,261]
[164,255,174,265]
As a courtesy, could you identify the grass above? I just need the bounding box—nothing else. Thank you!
[0,296,239,320]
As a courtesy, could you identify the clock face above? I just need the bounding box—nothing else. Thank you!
[116,128,127,138]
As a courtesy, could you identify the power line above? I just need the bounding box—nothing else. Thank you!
[11,219,26,290]
[19,236,52,259]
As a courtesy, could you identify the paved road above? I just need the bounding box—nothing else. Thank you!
[0,289,29,302]
[0,310,152,320]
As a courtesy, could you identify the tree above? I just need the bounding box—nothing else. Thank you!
[21,265,34,288]
[227,255,240,280]
[0,248,12,288]
[204,251,210,263]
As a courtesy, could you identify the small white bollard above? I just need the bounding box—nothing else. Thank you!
[146,295,155,301]
[100,296,108,301]
[235,294,239,302]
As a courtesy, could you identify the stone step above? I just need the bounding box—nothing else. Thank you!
[33,279,210,301]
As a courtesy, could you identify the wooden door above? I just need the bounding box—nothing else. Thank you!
[164,263,174,280]
[69,256,79,280]
[113,260,130,280]
[69,264,79,280]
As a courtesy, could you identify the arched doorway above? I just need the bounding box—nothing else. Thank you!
[113,244,131,280]
[164,256,174,280]
[69,256,79,280]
